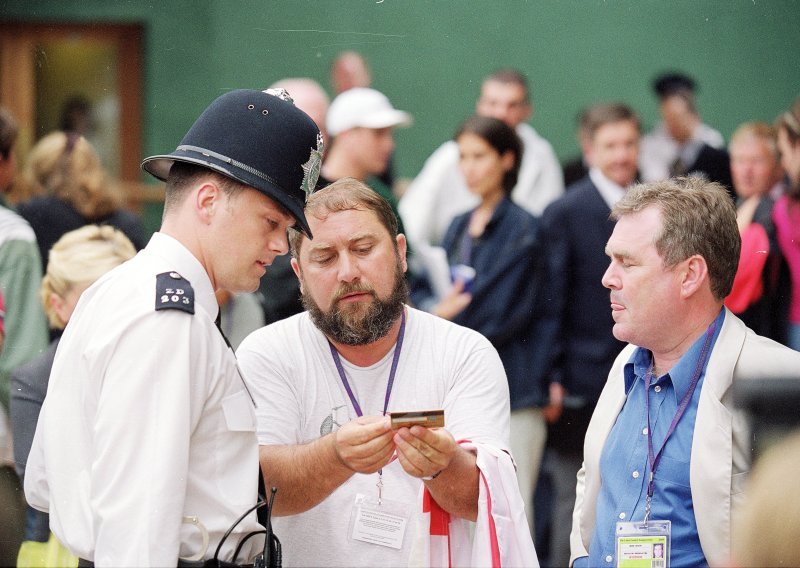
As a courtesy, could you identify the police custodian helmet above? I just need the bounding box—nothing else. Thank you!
[142,88,323,238]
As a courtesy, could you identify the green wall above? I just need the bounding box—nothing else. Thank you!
[3,0,799,227]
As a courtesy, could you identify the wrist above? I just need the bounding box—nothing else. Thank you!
[422,469,443,481]
[330,430,350,470]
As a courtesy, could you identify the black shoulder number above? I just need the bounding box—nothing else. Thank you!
[155,271,195,315]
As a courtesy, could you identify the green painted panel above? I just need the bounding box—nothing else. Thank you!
[3,0,799,190]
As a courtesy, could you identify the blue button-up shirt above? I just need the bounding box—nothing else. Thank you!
[585,309,724,568]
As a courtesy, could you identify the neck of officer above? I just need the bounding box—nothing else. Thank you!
[160,211,217,288]
[327,312,404,367]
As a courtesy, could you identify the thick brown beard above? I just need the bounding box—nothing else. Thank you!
[302,257,408,346]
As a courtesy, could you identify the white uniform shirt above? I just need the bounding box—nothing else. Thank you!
[236,307,510,567]
[399,122,564,248]
[25,232,262,567]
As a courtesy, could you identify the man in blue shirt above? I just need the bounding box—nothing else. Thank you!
[570,176,800,567]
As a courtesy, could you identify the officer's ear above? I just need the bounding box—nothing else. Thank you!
[196,180,223,224]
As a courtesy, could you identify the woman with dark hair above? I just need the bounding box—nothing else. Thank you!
[430,115,549,532]
[774,98,800,350]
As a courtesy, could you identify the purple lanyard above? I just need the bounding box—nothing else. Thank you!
[327,310,406,418]
[642,319,717,524]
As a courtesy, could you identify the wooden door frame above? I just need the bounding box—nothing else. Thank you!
[0,22,144,186]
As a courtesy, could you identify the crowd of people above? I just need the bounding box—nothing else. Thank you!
[0,50,799,567]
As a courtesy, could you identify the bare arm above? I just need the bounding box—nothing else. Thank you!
[261,415,395,516]
[393,426,479,521]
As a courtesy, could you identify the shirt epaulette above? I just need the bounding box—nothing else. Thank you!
[155,271,195,315]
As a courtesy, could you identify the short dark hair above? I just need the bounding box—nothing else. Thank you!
[163,162,246,215]
[653,71,696,98]
[455,115,522,194]
[612,176,740,301]
[584,102,641,140]
[0,107,18,160]
[290,177,397,257]
[483,68,529,102]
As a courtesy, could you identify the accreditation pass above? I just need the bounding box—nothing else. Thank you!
[350,493,410,549]
[616,520,670,568]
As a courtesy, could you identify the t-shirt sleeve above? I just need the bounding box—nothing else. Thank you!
[441,333,511,450]
[236,327,303,446]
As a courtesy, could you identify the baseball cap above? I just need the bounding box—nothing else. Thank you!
[327,88,412,137]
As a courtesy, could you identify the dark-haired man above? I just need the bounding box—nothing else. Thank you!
[25,89,322,566]
[539,102,639,567]
[639,72,729,189]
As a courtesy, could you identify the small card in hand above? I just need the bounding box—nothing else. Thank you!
[389,409,445,429]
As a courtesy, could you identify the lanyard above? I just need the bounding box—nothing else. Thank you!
[327,310,406,504]
[642,319,717,525]
[458,226,473,266]
[327,310,406,419]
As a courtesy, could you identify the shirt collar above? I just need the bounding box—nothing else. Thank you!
[624,308,726,398]
[678,138,705,169]
[482,196,513,235]
[589,167,628,210]
[145,232,219,320]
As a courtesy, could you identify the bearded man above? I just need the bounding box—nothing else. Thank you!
[236,177,536,567]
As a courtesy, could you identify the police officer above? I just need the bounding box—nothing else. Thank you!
[25,89,323,567]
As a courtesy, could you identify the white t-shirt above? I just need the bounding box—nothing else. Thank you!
[237,306,510,567]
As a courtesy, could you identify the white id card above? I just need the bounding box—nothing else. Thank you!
[616,520,670,568]
[349,493,411,550]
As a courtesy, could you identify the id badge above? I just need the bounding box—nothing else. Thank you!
[615,520,671,568]
[349,493,411,550]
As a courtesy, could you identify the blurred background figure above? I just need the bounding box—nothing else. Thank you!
[561,106,591,187]
[0,291,4,350]
[59,95,95,139]
[330,50,372,95]
[0,107,49,566]
[257,78,331,326]
[215,289,265,350]
[422,115,549,534]
[400,68,563,251]
[538,102,639,568]
[321,87,412,225]
[10,224,135,564]
[733,430,800,567]
[269,77,330,148]
[330,51,398,191]
[639,71,731,195]
[17,131,147,272]
[774,98,800,351]
[724,122,788,342]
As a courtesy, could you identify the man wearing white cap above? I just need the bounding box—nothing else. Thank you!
[320,87,412,228]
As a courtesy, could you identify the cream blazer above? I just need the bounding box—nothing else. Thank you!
[570,309,800,567]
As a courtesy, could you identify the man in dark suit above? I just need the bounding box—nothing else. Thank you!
[538,102,640,567]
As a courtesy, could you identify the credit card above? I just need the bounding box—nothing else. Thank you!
[389,409,445,429]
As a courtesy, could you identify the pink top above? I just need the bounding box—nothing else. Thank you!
[773,195,800,323]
